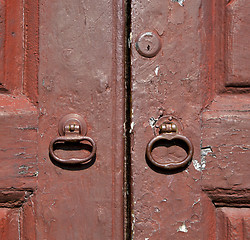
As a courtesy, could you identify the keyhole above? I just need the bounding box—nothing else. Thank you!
[147,45,150,51]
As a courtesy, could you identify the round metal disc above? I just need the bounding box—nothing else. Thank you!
[58,114,87,136]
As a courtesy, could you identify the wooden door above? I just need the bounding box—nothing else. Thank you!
[0,0,249,239]
[0,0,38,239]
[130,0,250,239]
[0,0,125,239]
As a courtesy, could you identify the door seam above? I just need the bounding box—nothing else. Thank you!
[124,0,132,239]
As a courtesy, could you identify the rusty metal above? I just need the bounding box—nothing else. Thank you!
[146,120,193,170]
[49,135,96,164]
[58,113,87,136]
[153,115,183,136]
[49,114,96,164]
[135,31,161,58]
[159,122,177,134]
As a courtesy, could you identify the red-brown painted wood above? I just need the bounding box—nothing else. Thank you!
[131,0,250,239]
[1,0,125,239]
[0,1,38,237]
[216,208,250,239]
[0,208,20,239]
[0,1,5,91]
[36,0,125,239]
[4,0,24,93]
[0,0,249,239]
[225,0,250,87]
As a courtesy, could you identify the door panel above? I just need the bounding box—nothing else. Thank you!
[0,1,40,239]
[0,208,20,239]
[216,208,250,239]
[1,0,125,239]
[0,193,36,239]
[131,0,203,238]
[37,0,124,239]
[0,2,38,239]
[131,0,249,239]
[225,0,250,87]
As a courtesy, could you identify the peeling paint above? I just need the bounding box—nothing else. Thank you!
[19,170,28,175]
[192,159,203,172]
[123,122,126,136]
[172,0,185,7]
[201,146,213,169]
[193,147,213,171]
[149,117,157,128]
[19,165,30,170]
[192,198,200,207]
[128,32,132,48]
[177,222,188,233]
[155,66,159,76]
[130,122,135,133]
[154,207,160,212]
[131,212,135,239]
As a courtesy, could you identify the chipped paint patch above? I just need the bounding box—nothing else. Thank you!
[177,222,188,233]
[128,32,132,48]
[172,0,185,6]
[131,212,135,239]
[155,66,159,76]
[192,159,204,172]
[201,146,213,169]
[130,122,135,133]
[19,165,30,170]
[192,198,200,207]
[149,117,157,128]
[154,207,160,212]
[193,147,213,171]
[201,146,213,156]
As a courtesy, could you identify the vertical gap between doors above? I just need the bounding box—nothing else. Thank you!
[124,0,132,239]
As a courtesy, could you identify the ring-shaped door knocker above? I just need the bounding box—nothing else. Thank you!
[146,117,194,170]
[49,114,96,165]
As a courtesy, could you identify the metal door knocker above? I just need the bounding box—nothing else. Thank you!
[49,114,96,164]
[146,115,193,170]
